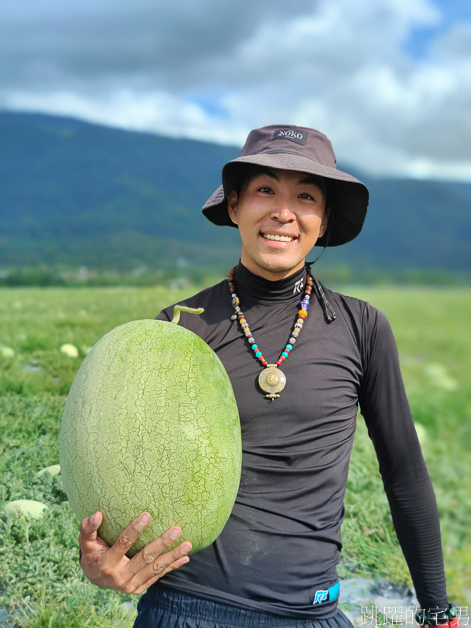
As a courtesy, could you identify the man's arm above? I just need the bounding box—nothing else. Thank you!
[78,511,191,595]
[358,307,448,612]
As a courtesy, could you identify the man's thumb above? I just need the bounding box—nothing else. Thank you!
[85,511,103,534]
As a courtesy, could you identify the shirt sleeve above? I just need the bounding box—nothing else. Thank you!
[358,306,448,612]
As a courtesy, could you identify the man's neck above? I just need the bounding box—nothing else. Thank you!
[238,257,305,283]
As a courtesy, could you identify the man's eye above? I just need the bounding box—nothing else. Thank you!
[258,186,273,194]
[299,193,314,200]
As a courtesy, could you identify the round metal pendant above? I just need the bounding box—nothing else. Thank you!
[258,365,286,395]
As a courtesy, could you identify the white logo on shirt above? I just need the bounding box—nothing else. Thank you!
[313,590,328,604]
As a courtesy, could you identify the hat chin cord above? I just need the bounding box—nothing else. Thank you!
[305,212,336,324]
[306,207,332,267]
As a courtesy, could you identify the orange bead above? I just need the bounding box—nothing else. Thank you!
[298,309,307,318]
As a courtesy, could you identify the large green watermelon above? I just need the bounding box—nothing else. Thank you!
[59,310,241,556]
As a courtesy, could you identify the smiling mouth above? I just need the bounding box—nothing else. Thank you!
[261,234,296,242]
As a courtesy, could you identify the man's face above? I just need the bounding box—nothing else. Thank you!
[227,167,328,281]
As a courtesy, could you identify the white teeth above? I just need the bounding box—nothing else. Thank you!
[263,234,294,242]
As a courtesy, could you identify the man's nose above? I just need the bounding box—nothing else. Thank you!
[270,205,296,222]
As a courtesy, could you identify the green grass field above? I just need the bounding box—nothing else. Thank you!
[1,284,470,627]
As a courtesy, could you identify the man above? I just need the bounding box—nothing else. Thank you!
[79,125,454,628]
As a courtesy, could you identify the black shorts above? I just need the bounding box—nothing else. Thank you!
[134,587,354,628]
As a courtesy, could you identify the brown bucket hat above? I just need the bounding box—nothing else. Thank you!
[202,124,369,247]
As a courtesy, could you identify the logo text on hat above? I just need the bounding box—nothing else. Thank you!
[273,128,308,146]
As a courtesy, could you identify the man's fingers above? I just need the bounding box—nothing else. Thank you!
[122,526,192,589]
[127,537,192,595]
[80,511,103,537]
[145,542,192,579]
[79,511,104,550]
[106,512,152,565]
[78,514,192,593]
[135,526,184,568]
[133,555,191,596]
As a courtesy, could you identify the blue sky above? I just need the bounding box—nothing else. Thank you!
[404,0,471,57]
[1,0,470,181]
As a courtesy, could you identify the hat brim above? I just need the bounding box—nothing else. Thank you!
[202,152,369,247]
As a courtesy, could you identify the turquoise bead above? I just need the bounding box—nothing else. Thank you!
[255,351,262,358]
[251,344,258,350]
[286,344,293,351]
[282,351,288,358]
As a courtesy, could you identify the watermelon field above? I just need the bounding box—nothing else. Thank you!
[0,284,470,627]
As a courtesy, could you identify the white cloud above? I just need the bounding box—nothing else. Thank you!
[1,0,470,181]
[3,89,247,146]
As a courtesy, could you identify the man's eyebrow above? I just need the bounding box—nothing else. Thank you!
[255,168,278,180]
[253,168,323,186]
[299,174,323,185]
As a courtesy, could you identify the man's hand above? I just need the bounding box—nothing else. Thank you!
[78,511,192,595]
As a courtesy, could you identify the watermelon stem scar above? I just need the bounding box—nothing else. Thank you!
[171,306,204,325]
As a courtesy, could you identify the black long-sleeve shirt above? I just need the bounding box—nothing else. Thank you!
[149,262,447,619]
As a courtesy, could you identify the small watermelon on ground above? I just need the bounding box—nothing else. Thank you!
[37,464,61,477]
[59,308,241,556]
[60,343,79,358]
[4,500,48,519]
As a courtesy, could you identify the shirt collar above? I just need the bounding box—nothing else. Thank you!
[233,262,307,305]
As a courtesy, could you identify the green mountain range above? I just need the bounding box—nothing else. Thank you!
[1,111,470,278]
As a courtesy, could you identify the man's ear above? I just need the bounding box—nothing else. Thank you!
[227,191,239,226]
[319,207,329,238]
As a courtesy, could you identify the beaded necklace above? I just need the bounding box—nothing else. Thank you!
[227,266,314,399]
